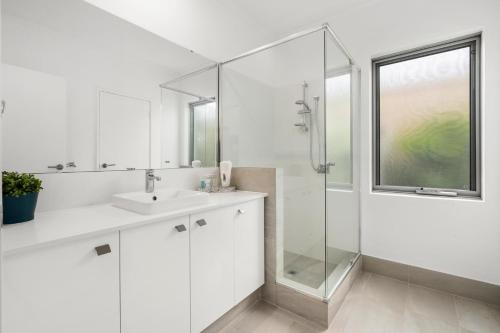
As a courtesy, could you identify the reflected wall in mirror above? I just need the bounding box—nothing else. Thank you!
[160,66,219,169]
[1,0,216,173]
[98,91,151,171]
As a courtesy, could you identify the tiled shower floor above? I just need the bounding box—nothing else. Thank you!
[216,272,500,333]
[283,251,337,289]
[283,247,356,290]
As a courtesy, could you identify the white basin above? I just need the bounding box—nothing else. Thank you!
[112,189,210,215]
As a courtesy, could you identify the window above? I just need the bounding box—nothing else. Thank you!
[326,69,352,188]
[373,35,480,197]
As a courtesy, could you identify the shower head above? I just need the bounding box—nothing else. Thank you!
[295,100,311,113]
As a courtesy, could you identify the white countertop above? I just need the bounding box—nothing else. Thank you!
[2,191,267,256]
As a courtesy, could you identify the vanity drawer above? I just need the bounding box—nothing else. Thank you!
[3,233,120,333]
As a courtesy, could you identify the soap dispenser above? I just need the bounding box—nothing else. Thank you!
[219,161,232,188]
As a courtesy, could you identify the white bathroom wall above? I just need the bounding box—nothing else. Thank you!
[322,0,500,285]
[35,168,218,212]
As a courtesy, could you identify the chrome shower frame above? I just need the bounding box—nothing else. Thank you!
[159,22,360,302]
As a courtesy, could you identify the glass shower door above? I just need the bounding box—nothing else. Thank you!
[220,26,360,300]
[324,32,360,297]
[220,30,328,298]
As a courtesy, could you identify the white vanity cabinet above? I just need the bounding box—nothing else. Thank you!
[190,207,236,332]
[120,216,191,333]
[2,232,120,333]
[234,199,265,304]
[1,194,265,333]
[190,198,264,332]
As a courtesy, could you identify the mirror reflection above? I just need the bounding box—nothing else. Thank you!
[1,0,217,173]
[160,66,218,169]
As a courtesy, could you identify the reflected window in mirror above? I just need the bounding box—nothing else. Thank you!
[190,100,218,168]
[160,65,219,169]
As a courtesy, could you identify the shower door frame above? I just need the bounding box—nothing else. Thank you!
[219,24,360,301]
[162,23,360,301]
[324,62,362,300]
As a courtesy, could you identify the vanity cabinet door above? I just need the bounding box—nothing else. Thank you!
[3,233,120,333]
[120,216,190,333]
[190,207,235,333]
[234,198,265,303]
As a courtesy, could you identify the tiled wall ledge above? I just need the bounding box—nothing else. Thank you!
[363,255,500,307]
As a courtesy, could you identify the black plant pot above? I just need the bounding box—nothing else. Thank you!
[3,192,39,224]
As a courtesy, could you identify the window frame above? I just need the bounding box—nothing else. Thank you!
[372,34,481,197]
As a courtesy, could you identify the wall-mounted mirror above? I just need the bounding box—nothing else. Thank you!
[160,66,219,169]
[1,0,217,173]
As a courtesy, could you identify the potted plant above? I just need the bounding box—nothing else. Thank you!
[2,171,43,224]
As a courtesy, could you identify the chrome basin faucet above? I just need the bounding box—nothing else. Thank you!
[145,169,161,193]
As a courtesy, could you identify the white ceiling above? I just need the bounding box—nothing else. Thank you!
[217,0,374,37]
[84,0,375,63]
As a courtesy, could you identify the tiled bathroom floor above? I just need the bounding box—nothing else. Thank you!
[217,273,500,333]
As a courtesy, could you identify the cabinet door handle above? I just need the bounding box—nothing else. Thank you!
[238,209,246,214]
[175,224,187,232]
[101,163,116,168]
[95,244,111,256]
[48,164,64,171]
[196,219,207,227]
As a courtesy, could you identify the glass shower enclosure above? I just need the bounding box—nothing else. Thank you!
[220,24,360,300]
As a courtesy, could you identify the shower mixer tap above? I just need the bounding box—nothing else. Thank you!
[317,162,335,174]
[294,122,307,130]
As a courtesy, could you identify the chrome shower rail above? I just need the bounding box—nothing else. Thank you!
[221,23,354,66]
[159,23,355,88]
[159,63,218,88]
[161,85,215,101]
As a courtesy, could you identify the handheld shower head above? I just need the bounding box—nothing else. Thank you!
[295,100,311,112]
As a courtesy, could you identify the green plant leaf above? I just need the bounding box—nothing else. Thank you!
[2,171,43,197]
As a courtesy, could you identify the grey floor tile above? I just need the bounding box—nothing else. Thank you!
[344,272,371,301]
[403,310,460,333]
[219,301,325,333]
[454,296,500,333]
[328,296,404,333]
[363,273,409,316]
[214,274,500,333]
[407,284,459,325]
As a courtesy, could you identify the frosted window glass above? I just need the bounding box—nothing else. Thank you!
[192,101,217,167]
[326,73,351,186]
[378,47,471,190]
